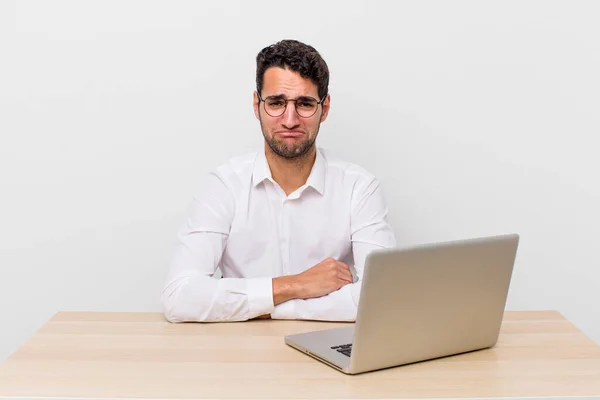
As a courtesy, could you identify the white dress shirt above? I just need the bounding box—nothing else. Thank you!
[161,147,396,322]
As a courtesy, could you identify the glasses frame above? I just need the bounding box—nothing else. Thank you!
[257,92,327,118]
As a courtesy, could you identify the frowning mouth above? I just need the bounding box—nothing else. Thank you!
[276,131,305,138]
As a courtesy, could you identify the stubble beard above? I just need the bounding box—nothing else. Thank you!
[259,117,320,161]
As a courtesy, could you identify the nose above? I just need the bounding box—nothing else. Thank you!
[281,100,300,128]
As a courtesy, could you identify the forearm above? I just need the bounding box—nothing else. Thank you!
[162,273,274,322]
[271,258,357,319]
[271,283,359,321]
[272,275,304,305]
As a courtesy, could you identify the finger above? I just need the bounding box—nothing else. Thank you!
[335,261,351,271]
[338,268,353,283]
[335,262,351,275]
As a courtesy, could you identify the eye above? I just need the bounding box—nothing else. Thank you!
[267,100,285,107]
[297,101,316,109]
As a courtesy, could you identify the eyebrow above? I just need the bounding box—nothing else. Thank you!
[265,94,317,101]
[267,94,286,100]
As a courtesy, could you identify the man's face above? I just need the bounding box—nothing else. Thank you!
[254,67,330,159]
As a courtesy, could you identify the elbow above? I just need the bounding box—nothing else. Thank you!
[163,308,184,324]
[161,291,185,323]
[161,282,197,323]
[160,281,219,323]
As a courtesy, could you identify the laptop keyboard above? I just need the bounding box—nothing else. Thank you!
[331,343,352,357]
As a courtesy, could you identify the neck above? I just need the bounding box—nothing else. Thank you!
[265,144,317,196]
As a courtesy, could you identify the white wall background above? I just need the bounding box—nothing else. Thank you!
[1,0,599,362]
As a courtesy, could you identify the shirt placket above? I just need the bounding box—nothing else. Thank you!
[280,197,290,275]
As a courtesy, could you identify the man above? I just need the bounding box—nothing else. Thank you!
[161,39,396,322]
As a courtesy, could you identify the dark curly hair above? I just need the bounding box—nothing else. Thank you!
[256,39,329,100]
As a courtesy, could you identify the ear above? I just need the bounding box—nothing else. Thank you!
[253,91,260,120]
[320,94,331,123]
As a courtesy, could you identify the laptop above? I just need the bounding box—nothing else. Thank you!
[284,233,520,374]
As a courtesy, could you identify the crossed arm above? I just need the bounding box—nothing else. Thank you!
[161,174,396,323]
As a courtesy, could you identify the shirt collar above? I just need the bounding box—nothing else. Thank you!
[305,147,326,195]
[252,150,272,187]
[252,147,327,196]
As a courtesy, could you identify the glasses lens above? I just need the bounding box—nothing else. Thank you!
[262,96,320,118]
[264,97,286,117]
[296,98,319,118]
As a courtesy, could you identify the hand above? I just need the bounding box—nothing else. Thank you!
[294,257,353,299]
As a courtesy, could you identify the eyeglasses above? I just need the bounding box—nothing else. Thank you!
[257,93,326,118]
